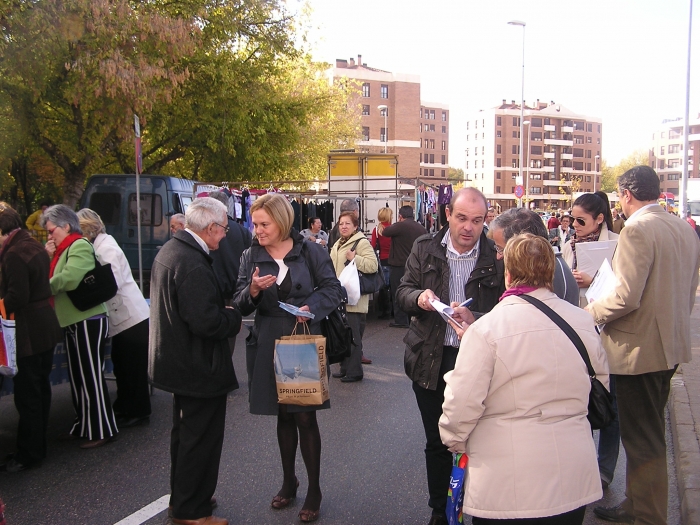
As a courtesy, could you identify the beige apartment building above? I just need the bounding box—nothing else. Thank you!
[330,55,450,180]
[465,100,602,211]
[648,116,700,196]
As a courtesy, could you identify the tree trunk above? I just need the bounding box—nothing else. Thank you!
[62,170,86,208]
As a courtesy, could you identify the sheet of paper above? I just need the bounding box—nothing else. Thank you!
[278,301,315,319]
[429,299,459,325]
[584,259,617,305]
[575,240,618,278]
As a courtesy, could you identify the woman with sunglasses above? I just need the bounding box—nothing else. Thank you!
[562,191,618,308]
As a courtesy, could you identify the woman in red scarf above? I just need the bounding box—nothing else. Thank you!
[42,205,117,449]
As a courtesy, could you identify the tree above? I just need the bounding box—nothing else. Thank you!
[600,150,650,193]
[448,167,465,182]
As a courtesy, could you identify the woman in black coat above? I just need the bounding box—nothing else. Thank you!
[233,194,343,523]
[0,203,62,472]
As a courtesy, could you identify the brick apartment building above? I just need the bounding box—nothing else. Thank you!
[648,116,700,196]
[465,100,602,211]
[329,55,450,180]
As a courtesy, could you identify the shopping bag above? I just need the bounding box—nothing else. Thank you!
[446,453,469,525]
[274,323,329,406]
[338,260,361,306]
[0,300,17,377]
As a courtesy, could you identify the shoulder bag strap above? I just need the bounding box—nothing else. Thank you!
[66,239,100,266]
[519,294,597,378]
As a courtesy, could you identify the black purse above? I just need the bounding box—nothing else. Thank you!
[321,294,355,364]
[519,294,615,430]
[350,238,384,295]
[65,243,119,311]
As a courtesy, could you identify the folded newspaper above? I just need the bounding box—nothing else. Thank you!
[278,301,315,319]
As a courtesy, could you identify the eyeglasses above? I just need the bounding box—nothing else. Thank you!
[495,244,504,255]
[573,217,587,226]
[47,227,58,236]
[213,222,230,234]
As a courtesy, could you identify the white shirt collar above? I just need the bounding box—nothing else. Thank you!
[625,203,657,225]
[442,230,480,258]
[185,228,209,254]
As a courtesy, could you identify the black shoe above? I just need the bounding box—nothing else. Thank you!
[427,515,448,525]
[340,376,363,383]
[594,504,635,523]
[116,415,150,428]
[389,322,409,328]
[0,457,35,473]
[331,372,346,379]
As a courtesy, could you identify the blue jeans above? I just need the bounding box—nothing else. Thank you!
[598,374,620,484]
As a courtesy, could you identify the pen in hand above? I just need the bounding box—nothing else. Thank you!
[458,298,474,308]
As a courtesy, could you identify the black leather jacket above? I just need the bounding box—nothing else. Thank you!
[397,226,505,390]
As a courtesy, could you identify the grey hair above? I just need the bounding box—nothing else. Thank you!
[185,197,227,231]
[339,198,359,212]
[40,204,82,234]
[76,208,106,241]
[490,208,547,242]
[171,213,186,226]
[207,191,230,208]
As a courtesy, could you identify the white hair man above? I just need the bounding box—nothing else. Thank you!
[149,197,241,525]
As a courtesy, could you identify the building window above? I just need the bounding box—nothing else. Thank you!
[420,153,423,162]
[574,136,584,144]
[441,154,446,164]
[531,131,542,141]
[496,186,501,192]
[424,124,430,131]
[481,160,485,168]
[497,145,502,154]
[496,158,502,167]
[425,139,429,148]
[598,124,601,133]
[586,163,592,171]
[512,145,520,155]
[482,146,484,154]
[513,117,520,127]
[466,122,469,130]
[574,121,585,131]
[362,127,369,141]
[531,159,542,168]
[573,148,584,157]
[381,128,387,142]
[430,139,435,149]
[574,161,584,170]
[512,131,520,138]
[587,123,593,132]
[475,120,478,128]
[441,140,446,150]
[531,145,542,155]
[430,169,435,176]
[442,112,447,121]
[587,136,592,143]
[669,144,681,153]
[379,107,388,117]
[465,161,469,169]
[420,109,423,119]
[442,126,446,133]
[496,130,502,138]
[496,172,502,179]
[660,146,665,155]
[430,110,436,120]
[586,150,592,158]
[668,173,680,180]
[512,159,519,168]
[530,173,541,180]
[380,84,388,99]
[597,138,601,144]
[659,174,664,181]
[441,169,446,177]
[531,187,542,194]
[362,83,370,97]
[362,105,370,116]
[430,124,435,132]
[428,154,434,163]
[531,117,542,127]
[585,176,592,182]
[658,159,665,169]
[497,116,502,126]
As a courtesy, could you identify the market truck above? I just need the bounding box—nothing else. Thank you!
[327,151,414,232]
[687,179,700,223]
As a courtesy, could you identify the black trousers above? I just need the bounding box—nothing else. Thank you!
[13,347,55,465]
[412,346,459,517]
[471,506,586,525]
[617,367,676,525]
[170,393,227,520]
[389,265,409,326]
[111,319,151,418]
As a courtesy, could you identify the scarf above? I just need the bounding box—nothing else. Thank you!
[0,228,21,262]
[49,233,84,278]
[336,230,357,248]
[569,224,602,270]
[500,285,538,302]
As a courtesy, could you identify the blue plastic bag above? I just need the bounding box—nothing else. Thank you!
[446,453,468,525]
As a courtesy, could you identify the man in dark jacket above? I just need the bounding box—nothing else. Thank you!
[149,197,241,525]
[382,205,428,328]
[397,188,504,525]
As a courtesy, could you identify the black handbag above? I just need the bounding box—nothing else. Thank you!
[519,294,616,430]
[65,243,119,311]
[321,296,355,365]
[350,238,384,295]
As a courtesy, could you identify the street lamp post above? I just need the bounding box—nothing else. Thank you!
[523,120,531,209]
[508,20,526,207]
[378,104,388,154]
[594,154,600,192]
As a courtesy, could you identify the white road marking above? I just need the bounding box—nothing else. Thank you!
[113,494,170,525]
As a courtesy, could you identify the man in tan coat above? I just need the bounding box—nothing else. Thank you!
[587,166,700,525]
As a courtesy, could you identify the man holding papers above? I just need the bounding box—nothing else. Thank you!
[396,188,504,525]
[587,166,700,525]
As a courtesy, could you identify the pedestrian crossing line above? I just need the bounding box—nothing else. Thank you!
[113,495,170,525]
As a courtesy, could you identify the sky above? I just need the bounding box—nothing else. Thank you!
[299,0,698,168]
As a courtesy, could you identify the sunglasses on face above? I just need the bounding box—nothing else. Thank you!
[573,217,587,227]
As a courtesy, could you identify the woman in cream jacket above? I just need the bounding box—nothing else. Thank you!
[439,234,609,524]
[329,211,378,382]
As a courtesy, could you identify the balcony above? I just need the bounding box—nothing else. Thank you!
[561,153,573,160]
[544,124,556,131]
[544,152,555,159]
[543,166,555,173]
[544,138,574,147]
[543,179,572,187]
[561,126,574,133]
[561,166,573,173]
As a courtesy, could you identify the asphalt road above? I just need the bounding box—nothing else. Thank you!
[0,314,681,525]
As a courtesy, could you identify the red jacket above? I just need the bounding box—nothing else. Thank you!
[371,222,392,262]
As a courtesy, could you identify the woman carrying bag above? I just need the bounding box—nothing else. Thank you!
[233,193,343,523]
[42,205,117,449]
[329,211,378,383]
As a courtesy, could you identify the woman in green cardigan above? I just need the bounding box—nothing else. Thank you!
[42,205,117,449]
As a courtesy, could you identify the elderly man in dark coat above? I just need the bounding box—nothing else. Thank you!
[149,197,242,525]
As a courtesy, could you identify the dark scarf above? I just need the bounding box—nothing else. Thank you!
[569,224,602,270]
[49,233,84,277]
[336,230,358,248]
